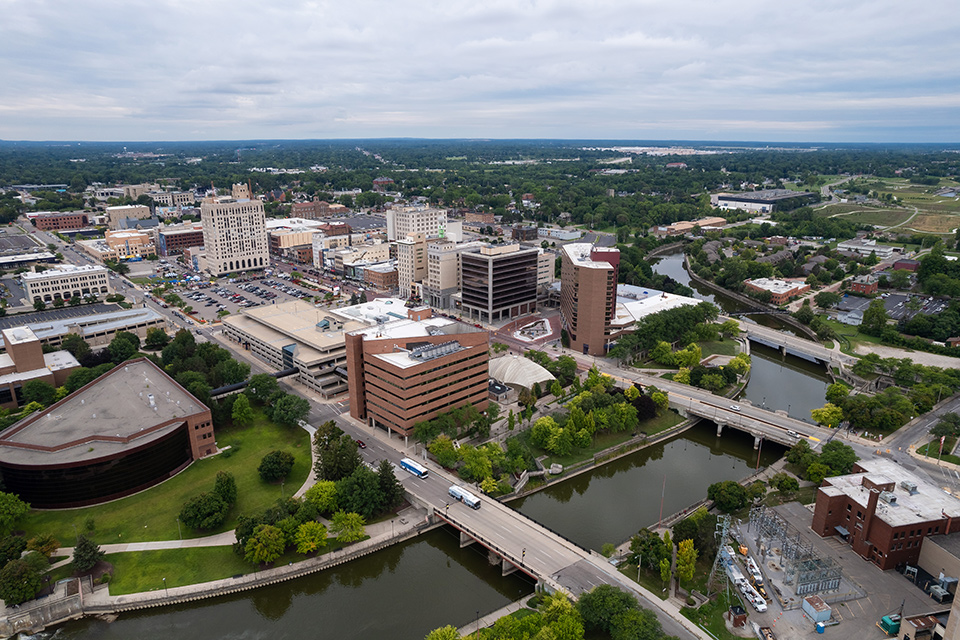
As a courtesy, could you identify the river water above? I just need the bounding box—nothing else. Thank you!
[512,422,783,550]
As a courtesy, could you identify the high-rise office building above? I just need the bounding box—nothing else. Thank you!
[200,184,268,276]
[396,232,428,299]
[560,243,620,356]
[459,244,539,323]
[386,206,447,241]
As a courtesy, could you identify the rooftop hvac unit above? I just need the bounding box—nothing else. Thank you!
[879,491,897,505]
[900,481,918,495]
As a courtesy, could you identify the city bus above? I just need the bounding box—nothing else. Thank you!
[448,485,481,509]
[400,458,429,479]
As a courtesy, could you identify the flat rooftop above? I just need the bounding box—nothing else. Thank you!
[561,242,618,269]
[21,264,107,281]
[821,458,960,528]
[0,359,206,466]
[718,189,814,202]
[746,278,806,294]
[0,307,165,345]
[612,285,700,328]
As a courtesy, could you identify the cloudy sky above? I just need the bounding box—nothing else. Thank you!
[2,0,958,142]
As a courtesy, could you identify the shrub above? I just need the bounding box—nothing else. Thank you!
[179,493,229,530]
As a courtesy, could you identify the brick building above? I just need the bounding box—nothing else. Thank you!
[346,311,489,438]
[743,278,810,305]
[34,212,89,231]
[560,243,620,356]
[156,222,204,256]
[812,459,960,570]
[851,274,879,295]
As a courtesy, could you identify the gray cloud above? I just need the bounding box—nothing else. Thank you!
[0,0,958,141]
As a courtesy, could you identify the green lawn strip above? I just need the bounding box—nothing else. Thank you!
[619,564,669,600]
[105,536,354,594]
[21,412,310,545]
[680,589,743,640]
[699,340,739,358]
[761,487,819,509]
[916,438,960,465]
[641,411,684,436]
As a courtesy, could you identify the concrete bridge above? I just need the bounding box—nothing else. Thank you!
[726,316,857,368]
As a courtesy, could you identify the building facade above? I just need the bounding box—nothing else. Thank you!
[812,459,960,571]
[200,184,269,276]
[397,232,428,299]
[386,206,448,241]
[0,327,79,409]
[560,244,620,356]
[156,222,205,256]
[34,212,89,231]
[851,274,879,295]
[423,240,484,310]
[460,244,539,323]
[106,204,152,229]
[346,312,489,438]
[22,264,112,304]
[78,229,155,262]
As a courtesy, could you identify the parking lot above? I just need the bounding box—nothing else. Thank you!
[836,292,948,323]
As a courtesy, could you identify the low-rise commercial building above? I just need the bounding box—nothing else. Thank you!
[512,225,539,242]
[346,311,488,438]
[0,358,213,508]
[851,274,879,295]
[893,259,921,273]
[78,229,155,262]
[836,238,896,260]
[156,222,204,256]
[105,204,152,229]
[364,263,398,290]
[712,189,816,213]
[0,326,79,409]
[22,264,112,304]
[812,459,960,571]
[538,227,582,241]
[744,278,810,304]
[34,211,90,231]
[653,217,728,237]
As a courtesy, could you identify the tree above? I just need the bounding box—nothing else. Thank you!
[336,465,385,518]
[814,291,842,309]
[676,539,697,587]
[330,511,366,543]
[22,379,57,407]
[793,305,815,325]
[72,534,105,572]
[424,627,461,640]
[314,423,361,481]
[861,298,890,336]
[377,459,405,510]
[231,393,255,426]
[660,557,671,585]
[245,373,280,405]
[811,403,844,428]
[932,413,960,439]
[214,471,237,506]
[0,536,28,566]
[25,532,59,559]
[610,608,663,640]
[244,524,285,565]
[294,521,328,555]
[33,299,46,312]
[300,486,338,522]
[0,493,29,536]
[806,462,831,484]
[551,379,563,398]
[707,480,748,513]
[770,472,800,494]
[61,334,91,361]
[144,327,170,349]
[271,394,310,427]
[108,332,138,362]
[889,269,912,290]
[819,441,859,475]
[180,491,229,530]
[0,559,41,606]
[259,450,295,483]
[825,383,850,406]
[577,584,638,634]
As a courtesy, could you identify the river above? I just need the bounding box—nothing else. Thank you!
[512,422,784,550]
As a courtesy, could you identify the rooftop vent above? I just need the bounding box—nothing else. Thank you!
[900,481,918,495]
[879,491,897,505]
[408,340,463,362]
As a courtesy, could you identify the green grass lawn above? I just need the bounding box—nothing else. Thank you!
[699,340,739,358]
[681,590,743,640]
[642,410,685,436]
[21,411,310,545]
[916,438,960,465]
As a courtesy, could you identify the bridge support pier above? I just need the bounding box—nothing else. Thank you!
[676,407,688,419]
[488,549,500,565]
[501,558,519,576]
[754,435,761,450]
[460,531,476,548]
[716,422,724,437]
[780,345,787,358]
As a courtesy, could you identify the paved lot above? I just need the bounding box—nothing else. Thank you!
[737,502,945,638]
[836,292,948,323]
[0,233,40,254]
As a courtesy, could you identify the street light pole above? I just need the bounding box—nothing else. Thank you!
[163,577,168,597]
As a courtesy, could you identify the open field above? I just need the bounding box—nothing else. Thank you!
[908,213,959,234]
[21,411,311,545]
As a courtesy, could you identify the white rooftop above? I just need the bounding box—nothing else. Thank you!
[746,278,806,295]
[21,264,107,281]
[821,458,960,528]
[561,242,618,269]
[611,285,700,328]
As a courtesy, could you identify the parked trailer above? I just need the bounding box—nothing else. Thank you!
[448,485,481,509]
[400,458,429,478]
